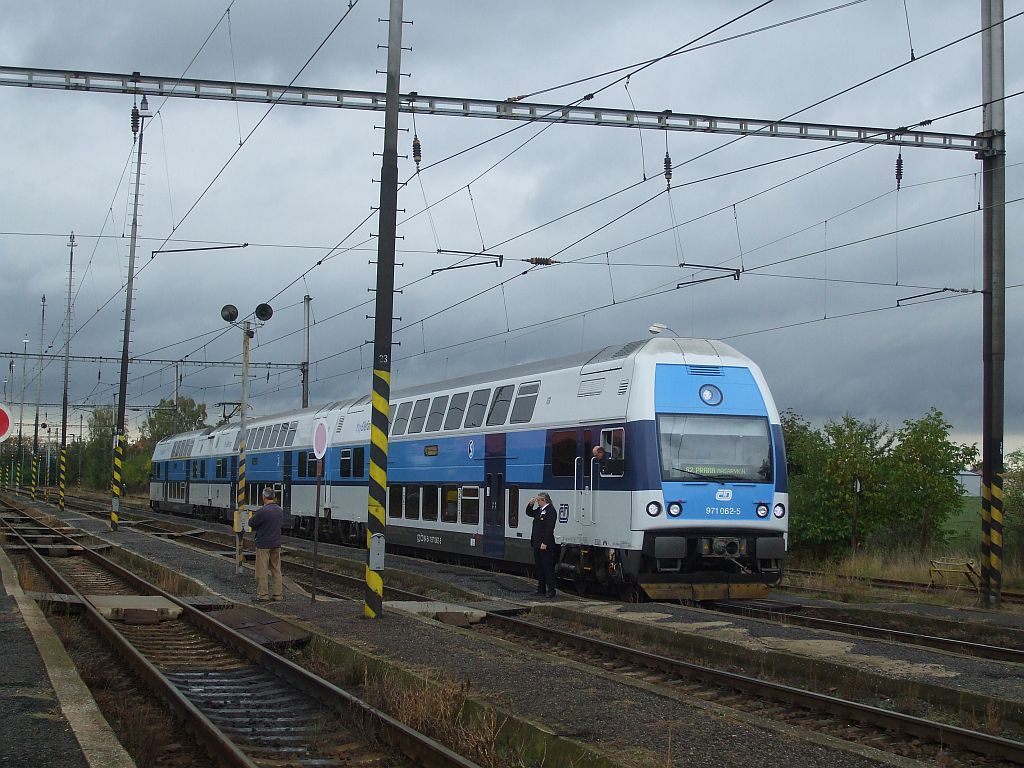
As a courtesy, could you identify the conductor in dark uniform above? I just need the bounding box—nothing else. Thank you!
[525,492,558,597]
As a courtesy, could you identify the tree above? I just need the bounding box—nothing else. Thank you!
[140,397,208,448]
[81,406,116,489]
[889,409,977,552]
[782,409,975,559]
[1002,449,1024,564]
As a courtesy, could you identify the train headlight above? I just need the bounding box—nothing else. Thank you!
[646,501,662,517]
[773,503,786,518]
[667,501,683,517]
[755,503,770,518]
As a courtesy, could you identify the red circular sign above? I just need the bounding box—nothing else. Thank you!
[313,419,329,460]
[0,404,12,443]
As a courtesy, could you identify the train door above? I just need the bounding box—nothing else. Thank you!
[229,456,238,510]
[577,428,596,526]
[282,450,293,512]
[483,432,506,558]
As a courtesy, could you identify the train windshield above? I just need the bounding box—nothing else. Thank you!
[657,414,772,483]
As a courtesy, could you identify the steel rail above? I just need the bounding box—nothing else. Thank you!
[0,501,484,768]
[784,568,1024,604]
[485,611,1024,763]
[0,509,256,768]
[710,601,1024,663]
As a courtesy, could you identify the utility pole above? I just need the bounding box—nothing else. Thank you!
[302,294,311,409]
[111,91,150,531]
[980,0,1006,607]
[32,295,45,501]
[60,233,74,512]
[17,333,27,489]
[364,0,405,620]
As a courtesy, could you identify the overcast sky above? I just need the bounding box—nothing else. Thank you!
[0,1,1021,454]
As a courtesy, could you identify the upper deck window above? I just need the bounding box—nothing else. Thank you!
[443,392,469,430]
[407,398,431,434]
[425,395,449,432]
[391,401,414,436]
[463,389,491,429]
[510,381,541,423]
[486,385,515,426]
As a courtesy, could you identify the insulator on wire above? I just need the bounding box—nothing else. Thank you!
[526,257,555,266]
[664,151,672,189]
[895,152,904,190]
[412,134,422,170]
[131,106,140,137]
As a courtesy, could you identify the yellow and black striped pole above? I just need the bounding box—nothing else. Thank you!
[364,0,405,620]
[30,455,38,501]
[990,471,1004,603]
[59,448,67,513]
[233,319,252,576]
[980,482,992,604]
[110,432,125,531]
[234,439,247,575]
[365,368,389,618]
[15,460,21,492]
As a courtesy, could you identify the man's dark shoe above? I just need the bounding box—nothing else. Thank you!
[535,589,545,596]
[546,590,556,598]
[251,596,269,603]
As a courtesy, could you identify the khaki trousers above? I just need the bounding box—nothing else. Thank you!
[255,547,283,600]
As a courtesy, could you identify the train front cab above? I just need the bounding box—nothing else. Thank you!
[634,360,788,602]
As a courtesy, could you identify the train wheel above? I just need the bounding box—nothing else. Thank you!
[618,584,645,603]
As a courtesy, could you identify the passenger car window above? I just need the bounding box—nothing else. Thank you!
[425,395,449,432]
[422,485,439,521]
[510,381,541,423]
[407,398,431,434]
[463,389,491,428]
[551,430,578,477]
[460,486,480,525]
[443,392,469,430]
[486,385,515,426]
[391,402,413,436]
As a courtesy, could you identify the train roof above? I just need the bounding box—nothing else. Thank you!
[156,337,750,447]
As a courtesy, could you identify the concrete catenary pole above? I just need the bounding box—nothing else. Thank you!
[60,233,74,512]
[364,0,405,619]
[32,295,45,501]
[980,0,1006,607]
[302,294,311,409]
[111,92,150,531]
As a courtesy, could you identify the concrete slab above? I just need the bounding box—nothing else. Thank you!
[86,595,182,622]
[207,606,311,650]
[387,600,487,625]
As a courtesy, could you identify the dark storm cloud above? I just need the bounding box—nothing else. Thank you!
[0,1,1020,452]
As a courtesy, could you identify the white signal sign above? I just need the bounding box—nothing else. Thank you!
[313,419,330,460]
[0,404,12,443]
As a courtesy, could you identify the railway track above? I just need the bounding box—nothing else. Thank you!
[475,611,1024,765]
[708,599,1024,664]
[1,497,483,768]
[783,567,1024,605]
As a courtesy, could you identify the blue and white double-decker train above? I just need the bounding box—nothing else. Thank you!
[150,337,788,600]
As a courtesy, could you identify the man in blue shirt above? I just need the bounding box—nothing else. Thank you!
[249,487,284,602]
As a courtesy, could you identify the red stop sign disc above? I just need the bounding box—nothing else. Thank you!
[0,404,12,443]
[313,419,329,460]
